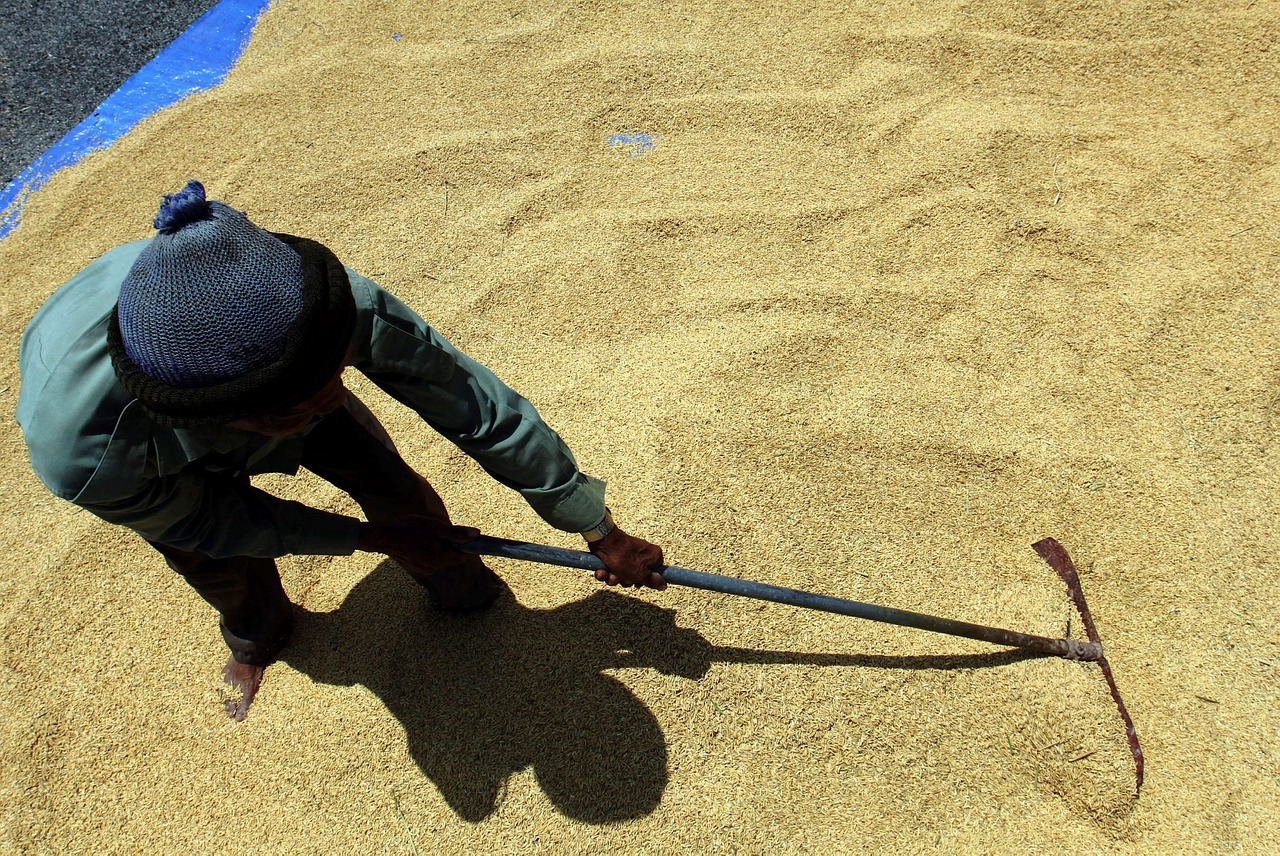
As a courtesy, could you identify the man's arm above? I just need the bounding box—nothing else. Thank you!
[79,469,360,559]
[350,276,605,533]
[348,274,665,587]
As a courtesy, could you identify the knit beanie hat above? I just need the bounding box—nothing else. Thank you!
[107,180,356,427]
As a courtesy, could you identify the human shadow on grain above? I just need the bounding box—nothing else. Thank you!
[281,559,1043,823]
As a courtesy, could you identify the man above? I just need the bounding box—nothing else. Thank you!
[16,180,665,720]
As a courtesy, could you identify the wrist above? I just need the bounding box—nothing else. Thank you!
[356,521,383,553]
[581,508,615,544]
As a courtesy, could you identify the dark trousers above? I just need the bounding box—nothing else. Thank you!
[148,395,473,665]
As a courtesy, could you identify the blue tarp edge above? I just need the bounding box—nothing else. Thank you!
[0,0,272,241]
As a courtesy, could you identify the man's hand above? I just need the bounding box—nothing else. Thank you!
[223,656,265,721]
[589,526,667,590]
[357,517,480,575]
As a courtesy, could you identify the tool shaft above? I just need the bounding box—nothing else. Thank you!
[458,536,1101,661]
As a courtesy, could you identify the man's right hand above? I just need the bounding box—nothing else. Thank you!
[356,517,480,575]
[589,526,667,590]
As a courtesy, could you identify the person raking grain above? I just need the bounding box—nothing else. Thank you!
[15,180,666,720]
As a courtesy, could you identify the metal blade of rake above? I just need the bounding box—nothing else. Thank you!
[458,534,1143,792]
[1033,537,1144,791]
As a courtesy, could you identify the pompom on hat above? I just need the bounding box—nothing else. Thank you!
[107,180,357,427]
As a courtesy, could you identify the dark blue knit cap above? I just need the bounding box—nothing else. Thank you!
[116,180,306,388]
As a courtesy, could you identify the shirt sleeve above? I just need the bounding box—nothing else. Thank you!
[77,469,361,559]
[348,272,607,533]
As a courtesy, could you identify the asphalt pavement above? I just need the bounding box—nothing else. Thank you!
[1,0,221,187]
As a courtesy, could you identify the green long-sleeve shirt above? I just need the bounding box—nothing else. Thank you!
[16,240,606,559]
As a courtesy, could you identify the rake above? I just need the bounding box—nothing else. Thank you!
[459,534,1143,791]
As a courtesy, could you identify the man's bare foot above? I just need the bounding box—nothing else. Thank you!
[222,655,265,721]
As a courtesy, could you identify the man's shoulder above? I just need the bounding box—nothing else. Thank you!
[16,329,137,501]
[20,240,148,366]
[17,241,148,500]
[343,267,426,327]
[340,268,465,385]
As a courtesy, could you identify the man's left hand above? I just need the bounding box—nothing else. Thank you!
[589,527,667,590]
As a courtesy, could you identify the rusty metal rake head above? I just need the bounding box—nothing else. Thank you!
[1033,538,1144,791]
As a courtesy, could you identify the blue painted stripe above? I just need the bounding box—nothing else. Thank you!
[0,0,272,241]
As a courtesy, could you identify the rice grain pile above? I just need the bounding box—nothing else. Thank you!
[1,0,1277,852]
